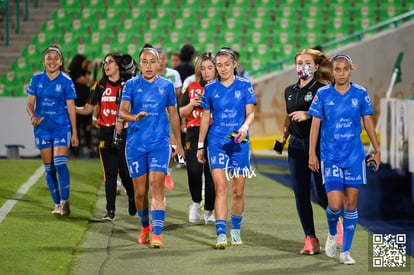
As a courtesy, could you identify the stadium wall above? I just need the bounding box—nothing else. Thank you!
[0,21,413,157]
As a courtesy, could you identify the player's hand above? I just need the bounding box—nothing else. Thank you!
[31,116,44,126]
[71,133,79,147]
[190,97,201,107]
[196,148,205,164]
[135,112,148,121]
[308,153,319,172]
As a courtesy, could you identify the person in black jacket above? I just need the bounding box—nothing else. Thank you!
[76,53,135,221]
[276,48,333,255]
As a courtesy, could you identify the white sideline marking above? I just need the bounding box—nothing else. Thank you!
[0,165,44,224]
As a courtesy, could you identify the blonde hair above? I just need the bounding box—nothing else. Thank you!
[294,49,333,85]
[194,52,217,82]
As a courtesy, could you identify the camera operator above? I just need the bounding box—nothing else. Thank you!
[76,52,138,221]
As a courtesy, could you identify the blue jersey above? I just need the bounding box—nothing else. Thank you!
[201,76,256,142]
[122,75,176,154]
[308,82,374,167]
[27,71,77,139]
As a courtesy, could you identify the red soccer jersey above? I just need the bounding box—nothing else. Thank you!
[97,81,120,127]
[186,81,212,128]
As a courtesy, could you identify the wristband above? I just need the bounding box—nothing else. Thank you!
[92,117,98,122]
[241,124,249,131]
[197,142,204,149]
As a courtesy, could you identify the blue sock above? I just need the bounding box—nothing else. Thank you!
[326,206,341,236]
[54,156,70,200]
[151,210,165,235]
[231,214,243,230]
[138,208,150,228]
[342,209,358,252]
[44,163,60,204]
[216,220,227,236]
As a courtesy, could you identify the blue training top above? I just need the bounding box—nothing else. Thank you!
[201,76,256,142]
[121,75,176,154]
[308,82,374,167]
[26,71,77,139]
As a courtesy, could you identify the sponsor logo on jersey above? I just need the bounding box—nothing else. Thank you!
[288,95,293,101]
[328,101,335,105]
[138,88,143,93]
[214,94,220,98]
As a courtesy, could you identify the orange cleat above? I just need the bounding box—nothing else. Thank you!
[300,236,320,255]
[151,234,163,248]
[165,174,174,190]
[138,225,151,244]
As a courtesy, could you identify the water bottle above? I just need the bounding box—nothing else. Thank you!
[365,154,377,173]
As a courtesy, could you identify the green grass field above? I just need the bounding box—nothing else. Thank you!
[0,159,412,274]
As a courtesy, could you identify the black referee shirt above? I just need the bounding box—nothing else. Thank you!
[284,78,326,139]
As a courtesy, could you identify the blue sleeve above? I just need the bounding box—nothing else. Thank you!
[245,81,256,105]
[65,79,77,100]
[360,91,374,116]
[122,79,133,102]
[166,82,177,106]
[201,84,211,110]
[308,91,323,119]
[26,75,37,96]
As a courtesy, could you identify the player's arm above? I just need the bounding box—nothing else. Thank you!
[197,109,211,164]
[66,99,79,147]
[26,94,42,126]
[280,115,290,144]
[363,115,381,171]
[167,105,184,159]
[76,103,94,115]
[236,104,255,141]
[308,117,321,172]
[118,100,147,122]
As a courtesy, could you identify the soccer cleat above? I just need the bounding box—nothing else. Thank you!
[340,251,356,265]
[128,198,136,216]
[230,229,243,245]
[165,174,174,190]
[102,211,115,222]
[60,200,70,216]
[325,234,338,257]
[138,225,151,244]
[189,202,201,224]
[151,234,163,248]
[337,219,343,245]
[52,204,61,215]
[300,236,320,255]
[216,234,227,249]
[204,210,215,225]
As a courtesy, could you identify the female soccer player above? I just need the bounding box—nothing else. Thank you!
[308,54,380,264]
[180,52,217,224]
[119,45,184,248]
[26,45,78,216]
[197,47,256,249]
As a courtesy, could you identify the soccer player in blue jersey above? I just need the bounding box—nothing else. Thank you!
[119,45,184,248]
[308,54,380,264]
[196,47,256,249]
[26,45,79,216]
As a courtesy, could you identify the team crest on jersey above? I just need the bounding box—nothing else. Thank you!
[210,156,217,164]
[56,84,62,93]
[235,90,241,99]
[159,88,164,95]
[352,98,358,108]
[304,92,313,102]
[248,87,254,95]
[364,95,371,104]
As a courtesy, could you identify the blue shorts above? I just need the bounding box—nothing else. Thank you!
[126,145,170,178]
[321,160,366,192]
[35,130,71,149]
[207,137,251,174]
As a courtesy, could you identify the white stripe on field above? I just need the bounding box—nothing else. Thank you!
[0,165,44,224]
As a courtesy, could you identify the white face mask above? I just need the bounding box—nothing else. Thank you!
[296,65,314,80]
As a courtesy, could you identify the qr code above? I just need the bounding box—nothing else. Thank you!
[372,233,407,269]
